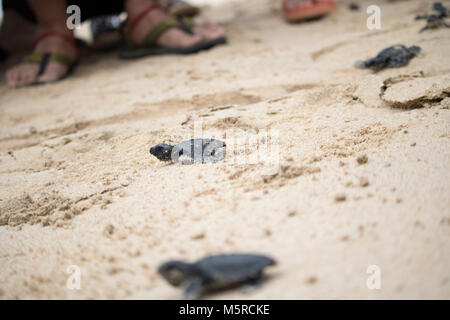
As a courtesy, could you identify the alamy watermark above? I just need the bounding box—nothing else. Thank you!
[366,265,381,290]
[167,119,280,174]
[66,265,81,290]
[367,5,381,30]
[66,5,81,30]
[65,4,381,31]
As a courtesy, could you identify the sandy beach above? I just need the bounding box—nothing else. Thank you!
[0,0,449,299]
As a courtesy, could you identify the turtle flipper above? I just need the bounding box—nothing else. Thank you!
[355,57,380,70]
[419,25,429,33]
[354,60,367,69]
[183,277,203,300]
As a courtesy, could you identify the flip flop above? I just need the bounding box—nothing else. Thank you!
[167,0,200,18]
[282,0,338,22]
[18,32,79,87]
[22,52,77,86]
[119,4,226,60]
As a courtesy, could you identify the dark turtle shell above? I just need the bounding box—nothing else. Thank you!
[158,253,276,299]
[355,45,421,70]
[429,2,448,17]
[193,253,276,285]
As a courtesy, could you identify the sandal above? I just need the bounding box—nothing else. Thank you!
[119,4,226,59]
[21,32,79,86]
[282,0,338,22]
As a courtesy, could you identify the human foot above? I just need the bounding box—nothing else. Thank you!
[126,3,204,48]
[193,21,226,42]
[5,30,78,87]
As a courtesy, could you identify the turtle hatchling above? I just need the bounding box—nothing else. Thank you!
[158,253,276,299]
[419,15,450,32]
[416,2,450,32]
[415,2,448,20]
[355,44,421,71]
[149,138,226,163]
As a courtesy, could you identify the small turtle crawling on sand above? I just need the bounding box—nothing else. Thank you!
[149,138,226,163]
[158,253,276,299]
[416,2,450,32]
[416,2,447,20]
[419,15,450,32]
[355,45,421,71]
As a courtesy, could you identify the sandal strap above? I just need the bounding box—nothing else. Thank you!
[24,52,75,77]
[32,32,77,50]
[25,52,74,66]
[124,7,196,46]
[140,17,195,45]
[124,17,194,46]
[176,16,195,34]
[31,32,80,60]
[142,19,181,45]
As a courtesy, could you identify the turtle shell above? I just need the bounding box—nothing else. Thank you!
[192,253,275,285]
[357,45,421,70]
[432,2,448,17]
[173,138,226,163]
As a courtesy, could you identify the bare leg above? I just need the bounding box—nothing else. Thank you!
[158,0,171,8]
[5,0,78,86]
[0,9,38,54]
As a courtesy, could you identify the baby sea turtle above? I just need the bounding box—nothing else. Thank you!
[355,44,421,71]
[158,253,276,299]
[415,2,448,20]
[149,138,226,163]
[416,2,450,32]
[419,15,450,32]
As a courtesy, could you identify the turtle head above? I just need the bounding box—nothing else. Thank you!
[431,2,447,17]
[149,143,174,161]
[408,45,421,56]
[158,261,194,286]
